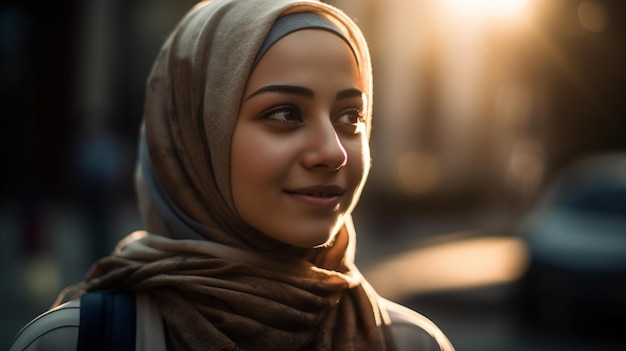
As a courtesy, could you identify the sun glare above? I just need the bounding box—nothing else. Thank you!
[442,0,529,17]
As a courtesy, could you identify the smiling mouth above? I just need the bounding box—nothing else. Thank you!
[292,192,336,197]
[285,186,345,207]
[285,185,345,197]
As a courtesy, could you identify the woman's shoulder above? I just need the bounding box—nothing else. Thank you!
[8,299,81,351]
[9,293,166,351]
[380,297,456,351]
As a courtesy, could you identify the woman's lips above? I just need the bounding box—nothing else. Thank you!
[285,185,344,208]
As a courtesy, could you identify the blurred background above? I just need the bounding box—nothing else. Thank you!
[1,0,625,350]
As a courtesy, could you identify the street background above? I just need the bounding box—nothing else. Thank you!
[2,0,626,350]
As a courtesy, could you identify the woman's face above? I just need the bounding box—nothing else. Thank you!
[231,28,369,248]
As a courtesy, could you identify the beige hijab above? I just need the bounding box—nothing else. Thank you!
[56,0,391,350]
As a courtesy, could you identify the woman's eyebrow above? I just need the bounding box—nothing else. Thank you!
[244,85,314,101]
[336,88,364,100]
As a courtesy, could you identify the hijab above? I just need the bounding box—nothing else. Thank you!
[55,0,391,350]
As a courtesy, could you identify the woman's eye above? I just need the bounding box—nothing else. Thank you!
[334,108,367,135]
[261,106,302,123]
[335,108,365,125]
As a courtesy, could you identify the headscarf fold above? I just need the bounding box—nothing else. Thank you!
[56,0,391,350]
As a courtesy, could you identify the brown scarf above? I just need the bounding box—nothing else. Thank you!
[56,0,391,350]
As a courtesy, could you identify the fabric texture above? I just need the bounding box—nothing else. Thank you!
[54,0,392,350]
[252,12,354,68]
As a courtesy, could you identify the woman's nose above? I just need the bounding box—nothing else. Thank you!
[302,123,348,171]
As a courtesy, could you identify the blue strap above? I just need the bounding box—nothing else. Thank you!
[77,291,136,351]
[163,320,175,351]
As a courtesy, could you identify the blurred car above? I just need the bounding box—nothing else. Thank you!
[514,152,626,338]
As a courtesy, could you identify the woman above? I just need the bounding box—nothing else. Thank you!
[10,0,455,350]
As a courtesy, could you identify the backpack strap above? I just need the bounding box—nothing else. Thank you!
[77,291,136,351]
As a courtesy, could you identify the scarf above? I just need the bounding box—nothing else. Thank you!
[55,0,391,350]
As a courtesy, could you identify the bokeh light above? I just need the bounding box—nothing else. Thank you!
[578,0,609,33]
[395,151,441,196]
[365,235,530,299]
